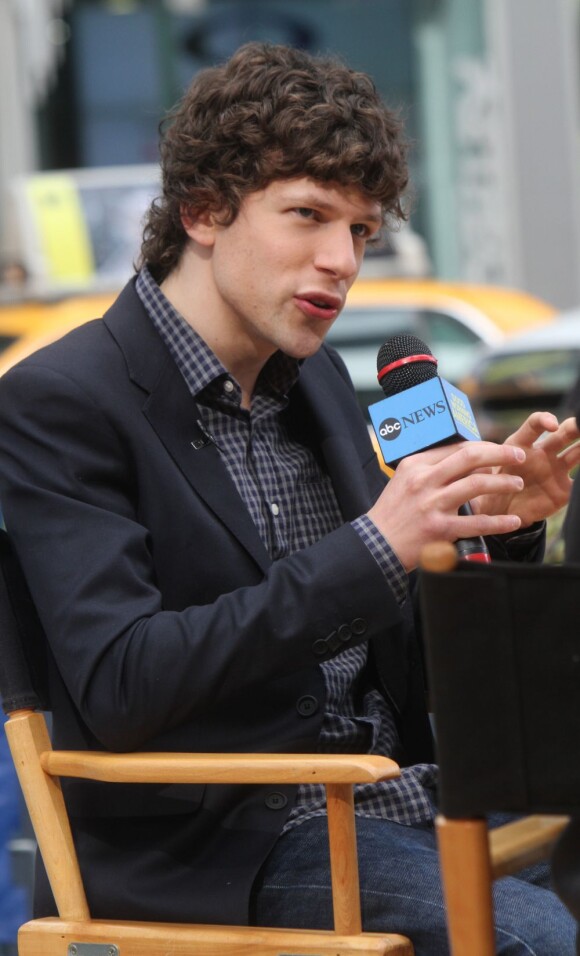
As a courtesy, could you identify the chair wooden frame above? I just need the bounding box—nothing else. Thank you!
[420,541,570,956]
[5,702,414,956]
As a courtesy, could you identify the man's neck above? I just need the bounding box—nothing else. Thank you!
[160,255,270,408]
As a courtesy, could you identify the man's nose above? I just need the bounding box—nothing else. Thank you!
[314,226,360,279]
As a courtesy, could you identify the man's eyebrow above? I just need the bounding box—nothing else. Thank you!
[357,210,383,224]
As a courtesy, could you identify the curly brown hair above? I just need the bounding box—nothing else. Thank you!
[139,41,409,281]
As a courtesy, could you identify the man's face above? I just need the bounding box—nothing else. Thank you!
[200,177,382,366]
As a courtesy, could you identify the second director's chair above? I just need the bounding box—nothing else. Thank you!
[420,541,579,956]
[0,528,413,956]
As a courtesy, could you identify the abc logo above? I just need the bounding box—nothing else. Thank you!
[379,417,402,441]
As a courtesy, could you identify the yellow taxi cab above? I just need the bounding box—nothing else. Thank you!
[0,288,118,373]
[0,293,84,357]
[340,277,556,405]
[346,278,555,334]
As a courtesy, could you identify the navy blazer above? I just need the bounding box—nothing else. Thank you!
[0,279,434,923]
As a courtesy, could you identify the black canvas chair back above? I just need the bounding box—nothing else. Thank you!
[0,529,49,715]
[420,555,580,819]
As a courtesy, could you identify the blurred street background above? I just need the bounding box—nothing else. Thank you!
[2,0,580,950]
[3,0,580,301]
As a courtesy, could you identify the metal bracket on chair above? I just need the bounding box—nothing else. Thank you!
[68,945,119,956]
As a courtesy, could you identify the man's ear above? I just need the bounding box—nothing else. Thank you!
[180,205,216,247]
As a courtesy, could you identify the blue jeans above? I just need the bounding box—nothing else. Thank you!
[250,815,577,955]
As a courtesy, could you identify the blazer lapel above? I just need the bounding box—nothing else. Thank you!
[103,283,271,572]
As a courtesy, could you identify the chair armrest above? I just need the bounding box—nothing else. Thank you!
[41,750,401,785]
[489,814,570,878]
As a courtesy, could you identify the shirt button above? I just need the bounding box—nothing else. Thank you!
[270,503,280,516]
[223,379,235,393]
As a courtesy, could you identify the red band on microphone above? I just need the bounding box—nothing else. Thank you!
[377,353,438,384]
[462,552,492,564]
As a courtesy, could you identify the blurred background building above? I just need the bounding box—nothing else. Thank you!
[2,0,580,307]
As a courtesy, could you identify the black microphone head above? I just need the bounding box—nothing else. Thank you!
[376,333,438,397]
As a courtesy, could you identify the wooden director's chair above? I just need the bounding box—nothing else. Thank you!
[420,541,580,956]
[0,528,414,956]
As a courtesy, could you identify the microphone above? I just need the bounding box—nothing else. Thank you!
[369,333,490,563]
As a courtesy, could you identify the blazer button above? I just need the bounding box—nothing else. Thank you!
[351,618,367,636]
[296,695,319,717]
[337,624,352,644]
[312,639,327,656]
[327,631,341,652]
[265,792,288,810]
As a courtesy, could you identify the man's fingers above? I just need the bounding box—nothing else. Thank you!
[534,417,580,454]
[506,411,560,448]
[453,510,522,537]
[441,471,524,509]
[412,440,526,484]
[557,439,580,469]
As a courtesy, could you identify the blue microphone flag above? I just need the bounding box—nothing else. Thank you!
[369,376,480,467]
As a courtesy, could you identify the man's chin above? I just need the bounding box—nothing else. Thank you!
[282,335,327,361]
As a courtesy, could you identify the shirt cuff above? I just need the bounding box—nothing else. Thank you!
[351,514,408,605]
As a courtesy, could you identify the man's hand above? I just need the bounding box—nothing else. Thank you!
[366,412,580,572]
[367,440,528,571]
[474,412,580,527]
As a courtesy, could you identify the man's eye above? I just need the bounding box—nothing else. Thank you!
[296,207,316,219]
[351,223,370,238]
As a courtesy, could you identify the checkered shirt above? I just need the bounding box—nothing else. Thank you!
[136,266,438,828]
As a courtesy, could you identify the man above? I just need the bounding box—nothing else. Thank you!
[0,41,578,955]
